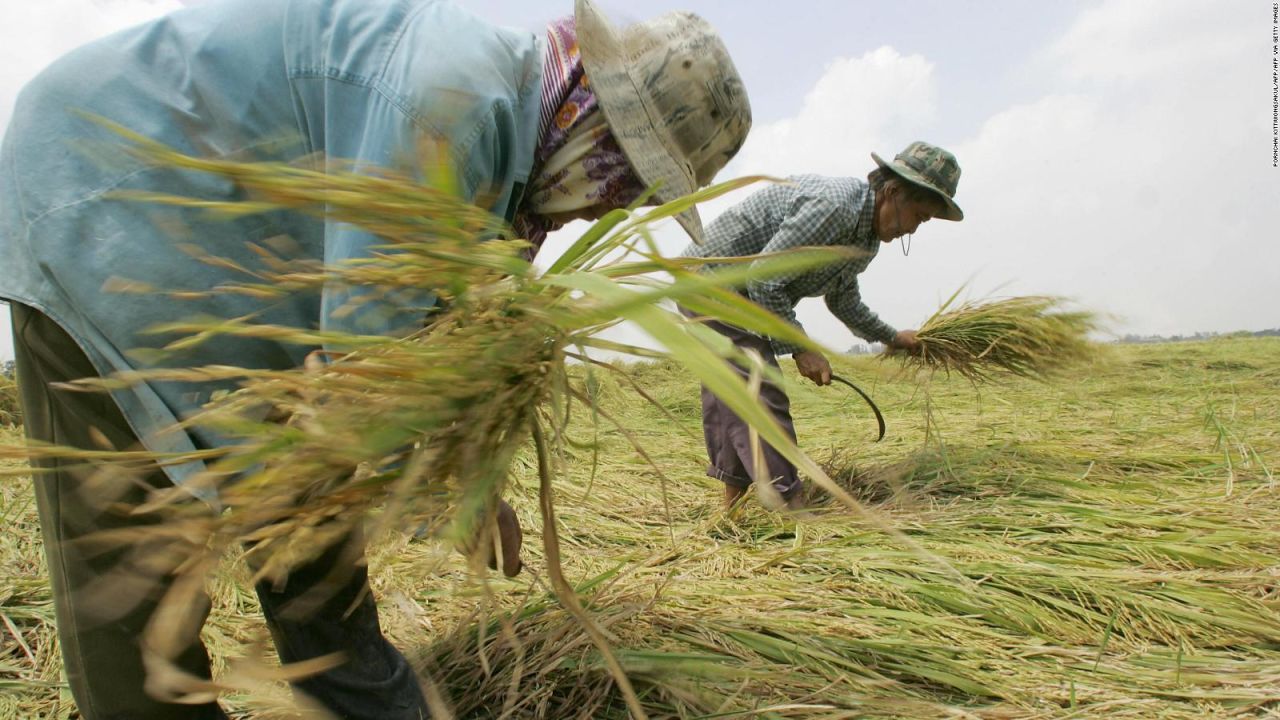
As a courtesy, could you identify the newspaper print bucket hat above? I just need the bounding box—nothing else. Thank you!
[870,141,964,221]
[575,0,752,244]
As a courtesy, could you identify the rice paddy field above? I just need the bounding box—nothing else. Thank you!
[3,336,1279,719]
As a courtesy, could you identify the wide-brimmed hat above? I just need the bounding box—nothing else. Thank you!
[575,0,752,244]
[870,141,964,221]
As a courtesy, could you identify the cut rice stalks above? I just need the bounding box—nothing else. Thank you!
[901,291,1103,383]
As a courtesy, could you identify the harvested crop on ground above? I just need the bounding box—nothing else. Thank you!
[4,336,1278,718]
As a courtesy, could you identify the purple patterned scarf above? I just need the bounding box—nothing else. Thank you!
[513,17,644,257]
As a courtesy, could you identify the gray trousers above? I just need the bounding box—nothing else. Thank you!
[681,308,802,500]
[11,303,428,720]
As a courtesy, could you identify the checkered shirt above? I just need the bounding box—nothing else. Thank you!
[682,175,897,356]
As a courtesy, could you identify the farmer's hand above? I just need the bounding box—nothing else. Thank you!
[457,499,523,577]
[889,329,921,355]
[794,349,832,386]
[492,499,523,577]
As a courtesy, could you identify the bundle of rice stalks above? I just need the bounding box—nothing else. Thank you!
[1,124,905,715]
[903,292,1102,383]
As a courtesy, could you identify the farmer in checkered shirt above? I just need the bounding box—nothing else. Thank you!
[682,141,964,509]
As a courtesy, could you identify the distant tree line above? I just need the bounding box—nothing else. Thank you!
[846,342,886,355]
[845,328,1280,355]
[1117,328,1280,344]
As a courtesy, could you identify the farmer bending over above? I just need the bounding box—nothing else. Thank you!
[0,0,750,717]
[680,142,962,509]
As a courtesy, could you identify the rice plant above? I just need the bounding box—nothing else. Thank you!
[0,126,900,716]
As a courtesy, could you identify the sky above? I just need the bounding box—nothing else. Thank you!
[0,0,1276,362]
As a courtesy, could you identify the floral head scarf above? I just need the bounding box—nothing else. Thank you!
[514,17,645,255]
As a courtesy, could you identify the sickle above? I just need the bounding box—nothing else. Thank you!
[829,374,886,442]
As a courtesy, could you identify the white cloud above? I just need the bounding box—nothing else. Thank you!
[1050,0,1250,88]
[931,0,1274,338]
[702,0,1277,354]
[0,0,181,361]
[730,47,938,179]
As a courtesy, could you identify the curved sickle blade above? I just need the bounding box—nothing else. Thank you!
[829,374,886,442]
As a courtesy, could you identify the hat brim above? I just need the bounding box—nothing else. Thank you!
[575,0,705,243]
[871,151,964,221]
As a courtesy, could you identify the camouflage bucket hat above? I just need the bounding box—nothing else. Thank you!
[575,0,752,244]
[870,141,964,221]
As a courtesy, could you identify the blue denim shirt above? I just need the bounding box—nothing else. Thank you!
[0,0,544,497]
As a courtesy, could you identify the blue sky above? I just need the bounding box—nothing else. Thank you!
[1,0,1276,361]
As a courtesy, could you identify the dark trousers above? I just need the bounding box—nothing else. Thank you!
[11,303,428,720]
[680,308,802,500]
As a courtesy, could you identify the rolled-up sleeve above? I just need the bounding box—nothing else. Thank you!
[825,274,896,345]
